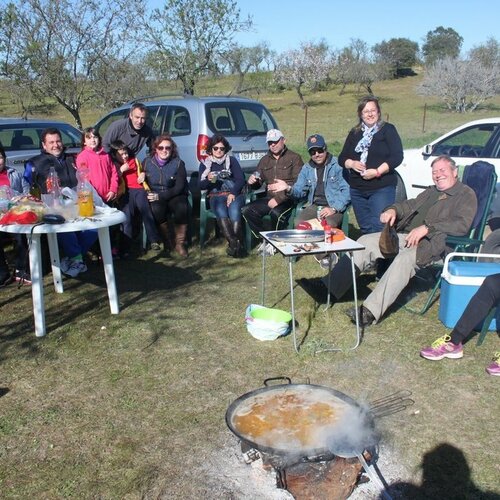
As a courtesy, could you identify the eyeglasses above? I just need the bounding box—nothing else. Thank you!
[157,145,172,151]
[309,148,325,156]
[212,146,226,152]
[268,140,281,145]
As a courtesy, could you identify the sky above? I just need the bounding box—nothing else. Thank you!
[170,0,499,55]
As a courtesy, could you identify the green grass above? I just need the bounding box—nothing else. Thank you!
[1,74,500,497]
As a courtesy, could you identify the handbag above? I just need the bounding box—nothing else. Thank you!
[379,223,399,258]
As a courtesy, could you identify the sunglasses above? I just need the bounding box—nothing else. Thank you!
[309,148,325,156]
[157,145,172,151]
[212,146,226,152]
[267,140,281,145]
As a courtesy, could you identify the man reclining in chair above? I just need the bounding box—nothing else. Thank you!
[301,155,477,326]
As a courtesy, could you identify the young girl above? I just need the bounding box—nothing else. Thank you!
[76,127,119,204]
[109,141,161,257]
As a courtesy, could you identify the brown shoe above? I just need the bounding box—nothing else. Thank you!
[174,224,188,257]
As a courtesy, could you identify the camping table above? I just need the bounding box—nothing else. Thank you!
[260,230,365,353]
[0,209,126,337]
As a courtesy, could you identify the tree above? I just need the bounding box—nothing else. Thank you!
[469,37,500,67]
[422,26,463,65]
[417,56,500,112]
[142,0,252,95]
[223,42,270,94]
[274,41,332,107]
[372,38,418,77]
[0,0,145,128]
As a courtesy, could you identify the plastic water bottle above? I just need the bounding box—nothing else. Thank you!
[46,166,61,206]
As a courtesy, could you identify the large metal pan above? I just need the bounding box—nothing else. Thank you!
[266,229,325,244]
[226,378,379,462]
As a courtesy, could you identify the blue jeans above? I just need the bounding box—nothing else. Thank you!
[350,186,396,234]
[58,230,98,259]
[210,193,245,221]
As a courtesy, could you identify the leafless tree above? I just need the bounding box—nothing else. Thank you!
[0,0,145,128]
[274,41,333,108]
[142,0,252,96]
[417,56,500,112]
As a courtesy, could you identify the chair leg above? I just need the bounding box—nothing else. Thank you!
[477,308,496,346]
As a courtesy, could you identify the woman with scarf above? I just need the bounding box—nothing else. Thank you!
[198,134,245,257]
[339,95,403,235]
[139,134,189,257]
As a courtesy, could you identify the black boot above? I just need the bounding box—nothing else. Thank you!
[232,220,246,257]
[218,218,239,257]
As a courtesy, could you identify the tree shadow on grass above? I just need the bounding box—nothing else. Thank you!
[384,443,500,500]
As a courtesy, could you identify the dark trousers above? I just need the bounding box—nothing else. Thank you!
[450,273,500,344]
[241,197,294,237]
[120,188,160,243]
[0,233,28,274]
[149,194,189,225]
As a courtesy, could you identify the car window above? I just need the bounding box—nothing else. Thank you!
[95,109,128,137]
[163,106,191,137]
[0,123,81,151]
[432,124,500,159]
[205,102,277,137]
[145,105,162,136]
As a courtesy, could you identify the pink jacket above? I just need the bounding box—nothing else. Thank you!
[76,147,119,201]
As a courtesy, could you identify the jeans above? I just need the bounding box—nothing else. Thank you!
[58,230,98,259]
[350,185,396,234]
[209,193,245,222]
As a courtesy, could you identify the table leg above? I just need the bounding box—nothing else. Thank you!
[97,227,120,314]
[260,249,266,306]
[29,234,46,337]
[47,233,63,293]
[288,257,299,353]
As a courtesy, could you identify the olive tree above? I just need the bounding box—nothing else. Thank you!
[418,55,500,112]
[0,0,145,128]
[275,41,333,108]
[372,38,419,77]
[422,26,463,65]
[143,0,252,95]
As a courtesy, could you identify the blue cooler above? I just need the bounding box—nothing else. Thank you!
[439,253,500,330]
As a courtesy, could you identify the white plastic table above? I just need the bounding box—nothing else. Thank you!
[0,209,126,337]
[260,231,365,353]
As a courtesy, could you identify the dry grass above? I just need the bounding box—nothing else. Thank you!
[1,75,500,498]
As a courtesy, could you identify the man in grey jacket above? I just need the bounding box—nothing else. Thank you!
[302,155,477,326]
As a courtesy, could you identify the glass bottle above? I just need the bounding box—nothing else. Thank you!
[77,168,94,217]
[46,166,61,206]
[29,165,42,200]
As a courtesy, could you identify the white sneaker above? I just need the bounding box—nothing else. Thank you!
[256,242,265,254]
[64,260,87,278]
[315,254,338,270]
[60,256,71,273]
[262,243,276,256]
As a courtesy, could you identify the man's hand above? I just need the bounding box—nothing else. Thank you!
[319,207,335,219]
[268,198,278,209]
[380,208,397,226]
[404,225,428,247]
[268,179,288,193]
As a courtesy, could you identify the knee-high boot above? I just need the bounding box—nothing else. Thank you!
[158,222,172,255]
[232,220,246,257]
[174,224,188,257]
[218,218,239,257]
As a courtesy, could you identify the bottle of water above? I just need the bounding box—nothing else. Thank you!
[46,166,61,206]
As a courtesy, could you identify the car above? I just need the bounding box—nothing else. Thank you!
[0,118,82,174]
[399,118,500,216]
[93,95,279,188]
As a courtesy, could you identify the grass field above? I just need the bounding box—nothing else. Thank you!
[1,75,500,499]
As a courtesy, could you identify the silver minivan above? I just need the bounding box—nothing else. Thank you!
[94,95,279,187]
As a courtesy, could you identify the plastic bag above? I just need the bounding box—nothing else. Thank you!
[245,304,292,341]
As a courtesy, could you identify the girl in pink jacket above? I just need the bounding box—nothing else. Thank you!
[76,127,119,204]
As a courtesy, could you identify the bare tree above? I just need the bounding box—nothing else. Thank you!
[223,42,270,94]
[468,37,500,67]
[417,56,500,112]
[142,0,252,95]
[0,0,145,128]
[274,41,333,108]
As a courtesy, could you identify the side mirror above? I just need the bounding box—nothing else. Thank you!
[423,144,433,156]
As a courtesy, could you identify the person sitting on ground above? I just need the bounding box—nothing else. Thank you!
[0,145,30,284]
[24,128,97,278]
[268,133,350,267]
[241,129,303,255]
[139,134,190,257]
[300,155,477,327]
[420,229,500,376]
[109,141,162,257]
[198,134,246,258]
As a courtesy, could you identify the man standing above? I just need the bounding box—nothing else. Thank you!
[24,128,97,278]
[102,103,153,156]
[301,155,477,326]
[241,129,302,253]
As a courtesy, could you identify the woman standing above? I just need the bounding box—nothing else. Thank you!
[139,134,190,257]
[339,96,403,235]
[198,135,246,257]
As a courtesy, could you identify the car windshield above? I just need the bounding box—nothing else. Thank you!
[205,102,277,138]
[0,123,81,152]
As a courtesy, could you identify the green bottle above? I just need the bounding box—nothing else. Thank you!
[29,165,42,200]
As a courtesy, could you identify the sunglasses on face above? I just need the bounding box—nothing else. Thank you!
[157,145,172,151]
[309,148,325,156]
[212,146,226,152]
